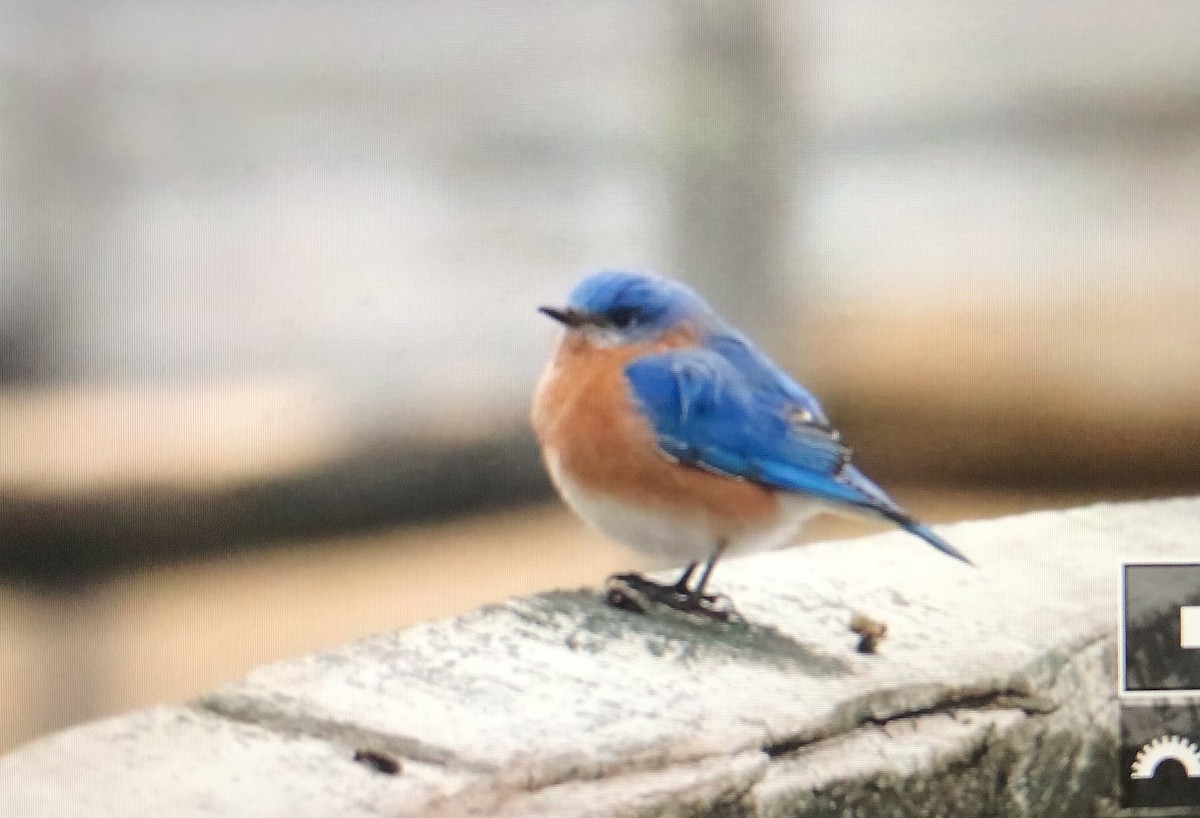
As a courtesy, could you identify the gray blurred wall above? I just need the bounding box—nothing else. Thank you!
[0,1,1196,420]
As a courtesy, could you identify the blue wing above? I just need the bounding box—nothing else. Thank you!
[703,329,836,431]
[624,349,971,564]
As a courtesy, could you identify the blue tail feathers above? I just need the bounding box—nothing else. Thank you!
[900,520,974,566]
[833,465,972,565]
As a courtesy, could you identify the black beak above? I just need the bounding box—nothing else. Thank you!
[538,306,593,328]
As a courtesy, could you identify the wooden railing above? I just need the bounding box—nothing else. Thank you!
[1,497,1196,817]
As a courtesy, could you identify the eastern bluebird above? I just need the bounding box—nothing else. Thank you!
[532,270,971,619]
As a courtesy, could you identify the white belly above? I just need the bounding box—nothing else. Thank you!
[546,450,822,564]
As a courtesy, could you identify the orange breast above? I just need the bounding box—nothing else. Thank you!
[531,331,780,533]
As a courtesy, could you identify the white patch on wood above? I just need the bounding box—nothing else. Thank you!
[1182,605,1200,649]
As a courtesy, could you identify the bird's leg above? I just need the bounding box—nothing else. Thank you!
[688,544,725,602]
[672,562,698,593]
[673,542,740,621]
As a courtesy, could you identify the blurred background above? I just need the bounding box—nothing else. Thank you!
[1,0,1197,753]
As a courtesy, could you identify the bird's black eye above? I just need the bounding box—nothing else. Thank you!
[607,306,639,328]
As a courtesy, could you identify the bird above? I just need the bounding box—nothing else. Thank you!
[531,270,971,619]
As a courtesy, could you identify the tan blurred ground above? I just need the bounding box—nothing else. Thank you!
[0,380,349,494]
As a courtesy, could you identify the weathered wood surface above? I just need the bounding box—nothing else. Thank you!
[1,498,1196,817]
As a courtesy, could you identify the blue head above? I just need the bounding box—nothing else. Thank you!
[539,271,716,343]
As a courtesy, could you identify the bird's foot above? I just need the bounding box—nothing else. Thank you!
[604,573,742,624]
